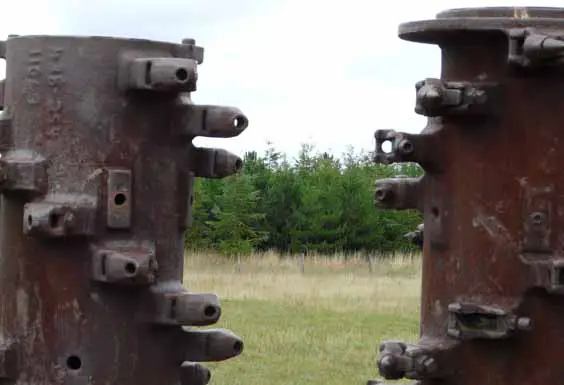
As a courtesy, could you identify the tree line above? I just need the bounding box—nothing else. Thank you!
[185,143,423,256]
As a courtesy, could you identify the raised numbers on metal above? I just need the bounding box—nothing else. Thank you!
[106,169,132,229]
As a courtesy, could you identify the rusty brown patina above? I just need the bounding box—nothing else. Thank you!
[0,35,247,385]
[371,6,564,385]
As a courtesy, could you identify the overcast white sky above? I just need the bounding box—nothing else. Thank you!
[0,1,560,158]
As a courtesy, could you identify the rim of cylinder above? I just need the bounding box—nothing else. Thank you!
[399,6,564,44]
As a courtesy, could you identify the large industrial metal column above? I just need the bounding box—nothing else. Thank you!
[0,35,246,385]
[372,7,564,385]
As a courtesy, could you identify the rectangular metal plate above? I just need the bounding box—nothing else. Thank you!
[106,169,132,229]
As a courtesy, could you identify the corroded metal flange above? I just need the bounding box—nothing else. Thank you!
[399,6,564,44]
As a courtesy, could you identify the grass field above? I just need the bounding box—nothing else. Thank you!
[184,252,422,385]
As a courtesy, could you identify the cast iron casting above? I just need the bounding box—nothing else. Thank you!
[371,6,564,385]
[0,35,247,385]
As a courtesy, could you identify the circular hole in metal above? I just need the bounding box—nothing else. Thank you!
[399,140,414,153]
[66,355,82,370]
[114,193,126,206]
[381,140,392,154]
[204,305,218,318]
[375,188,387,201]
[124,262,137,275]
[176,68,188,82]
[233,115,248,130]
[49,213,62,228]
[232,340,244,354]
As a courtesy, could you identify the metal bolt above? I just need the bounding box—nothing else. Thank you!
[516,317,532,331]
[418,85,444,109]
[421,356,438,374]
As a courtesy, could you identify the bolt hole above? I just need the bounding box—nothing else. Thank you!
[381,140,392,154]
[175,68,189,82]
[114,193,127,206]
[49,213,62,228]
[375,188,387,201]
[27,215,33,227]
[66,355,82,370]
[204,305,218,318]
[399,140,414,153]
[124,262,137,275]
[233,115,248,130]
[232,340,244,354]
[431,207,440,218]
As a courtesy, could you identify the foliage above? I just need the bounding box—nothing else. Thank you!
[185,143,424,256]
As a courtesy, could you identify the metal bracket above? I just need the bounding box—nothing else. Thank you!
[521,183,553,255]
[91,241,157,286]
[189,148,243,179]
[374,176,424,211]
[179,362,211,385]
[23,194,97,238]
[106,168,132,229]
[508,28,564,69]
[118,54,198,92]
[145,283,222,327]
[447,302,532,340]
[414,78,498,117]
[170,103,249,140]
[0,149,48,198]
[377,340,453,381]
[373,129,442,172]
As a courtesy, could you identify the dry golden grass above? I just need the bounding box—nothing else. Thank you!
[184,251,422,385]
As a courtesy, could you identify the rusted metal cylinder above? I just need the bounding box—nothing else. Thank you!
[372,7,564,385]
[0,35,247,384]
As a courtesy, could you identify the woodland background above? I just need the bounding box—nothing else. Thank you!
[185,143,423,256]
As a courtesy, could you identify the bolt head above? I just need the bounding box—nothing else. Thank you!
[516,317,532,331]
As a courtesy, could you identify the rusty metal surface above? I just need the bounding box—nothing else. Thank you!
[370,6,564,385]
[0,35,247,385]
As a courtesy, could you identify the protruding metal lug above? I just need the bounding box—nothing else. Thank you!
[23,194,97,238]
[508,28,564,68]
[92,243,157,286]
[377,340,453,381]
[0,149,48,198]
[189,147,243,179]
[150,288,221,326]
[119,56,198,92]
[404,223,424,249]
[447,302,532,340]
[374,177,423,211]
[173,38,204,64]
[373,129,440,172]
[414,78,494,117]
[177,328,244,362]
[172,104,249,139]
[179,362,211,385]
